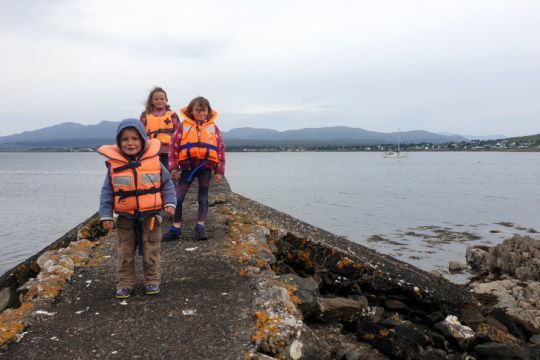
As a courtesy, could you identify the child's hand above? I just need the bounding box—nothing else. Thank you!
[170,170,180,182]
[214,174,223,183]
[164,206,175,217]
[102,220,114,231]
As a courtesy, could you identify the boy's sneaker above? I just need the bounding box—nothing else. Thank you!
[115,288,131,299]
[194,224,208,241]
[162,226,182,241]
[145,284,160,295]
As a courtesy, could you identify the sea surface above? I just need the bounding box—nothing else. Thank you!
[1,151,539,282]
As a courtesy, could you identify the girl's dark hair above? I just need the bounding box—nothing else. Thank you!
[186,96,213,121]
[145,87,171,113]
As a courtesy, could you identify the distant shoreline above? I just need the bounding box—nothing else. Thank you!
[0,148,538,153]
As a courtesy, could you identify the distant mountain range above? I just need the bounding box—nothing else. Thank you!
[224,127,467,146]
[437,132,505,141]
[0,120,476,150]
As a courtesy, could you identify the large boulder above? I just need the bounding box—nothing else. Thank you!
[468,236,540,281]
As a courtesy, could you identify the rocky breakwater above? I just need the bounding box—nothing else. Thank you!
[225,193,538,360]
[1,178,538,359]
[0,214,106,346]
[467,236,540,351]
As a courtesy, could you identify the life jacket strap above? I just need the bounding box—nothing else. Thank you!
[134,215,144,256]
[186,160,208,182]
[148,129,174,138]
[114,187,160,200]
[113,161,141,173]
[179,142,217,151]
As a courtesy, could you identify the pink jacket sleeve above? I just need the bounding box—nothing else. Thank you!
[171,113,180,131]
[168,125,183,171]
[215,126,226,175]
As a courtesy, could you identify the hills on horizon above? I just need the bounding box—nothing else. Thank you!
[0,120,504,150]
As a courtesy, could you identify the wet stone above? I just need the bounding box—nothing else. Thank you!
[474,342,530,360]
[384,299,407,310]
[365,306,384,323]
[426,311,445,325]
[422,348,450,360]
[0,285,18,311]
[343,351,362,360]
[530,334,540,345]
[458,307,486,329]
[393,324,432,346]
[448,261,467,274]
[317,296,368,323]
[489,308,527,342]
[356,319,423,359]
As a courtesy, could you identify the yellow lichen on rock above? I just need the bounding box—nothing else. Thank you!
[85,251,107,267]
[0,302,33,346]
[225,211,275,274]
[2,227,107,347]
[255,259,268,270]
[336,256,353,269]
[271,280,301,305]
[251,310,282,343]
[296,250,313,268]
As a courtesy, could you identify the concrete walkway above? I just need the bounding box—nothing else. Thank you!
[2,180,254,359]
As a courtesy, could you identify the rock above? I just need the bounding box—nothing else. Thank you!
[530,344,540,360]
[284,332,333,360]
[278,274,319,318]
[429,269,445,279]
[530,334,540,345]
[343,351,362,360]
[356,319,422,359]
[489,308,527,342]
[393,324,431,346]
[458,307,486,329]
[469,279,519,308]
[317,297,368,323]
[466,245,490,273]
[422,348,449,360]
[475,322,519,344]
[506,307,540,334]
[426,311,445,325]
[383,299,407,310]
[77,218,107,240]
[431,332,450,353]
[475,236,540,281]
[365,306,384,323]
[469,279,540,334]
[288,339,303,360]
[247,352,276,360]
[0,286,18,311]
[36,250,57,270]
[209,194,227,206]
[448,261,467,273]
[474,342,530,360]
[434,315,475,346]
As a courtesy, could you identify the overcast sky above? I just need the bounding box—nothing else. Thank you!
[1,0,539,137]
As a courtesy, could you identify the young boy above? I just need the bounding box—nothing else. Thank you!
[98,119,176,299]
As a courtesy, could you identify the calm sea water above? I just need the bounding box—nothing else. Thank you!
[1,152,539,281]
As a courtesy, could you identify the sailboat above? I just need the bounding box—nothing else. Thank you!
[383,130,407,158]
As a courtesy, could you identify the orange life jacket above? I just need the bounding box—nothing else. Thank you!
[178,109,219,164]
[97,139,163,214]
[145,111,175,145]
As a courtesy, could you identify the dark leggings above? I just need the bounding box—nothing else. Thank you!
[173,168,211,224]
